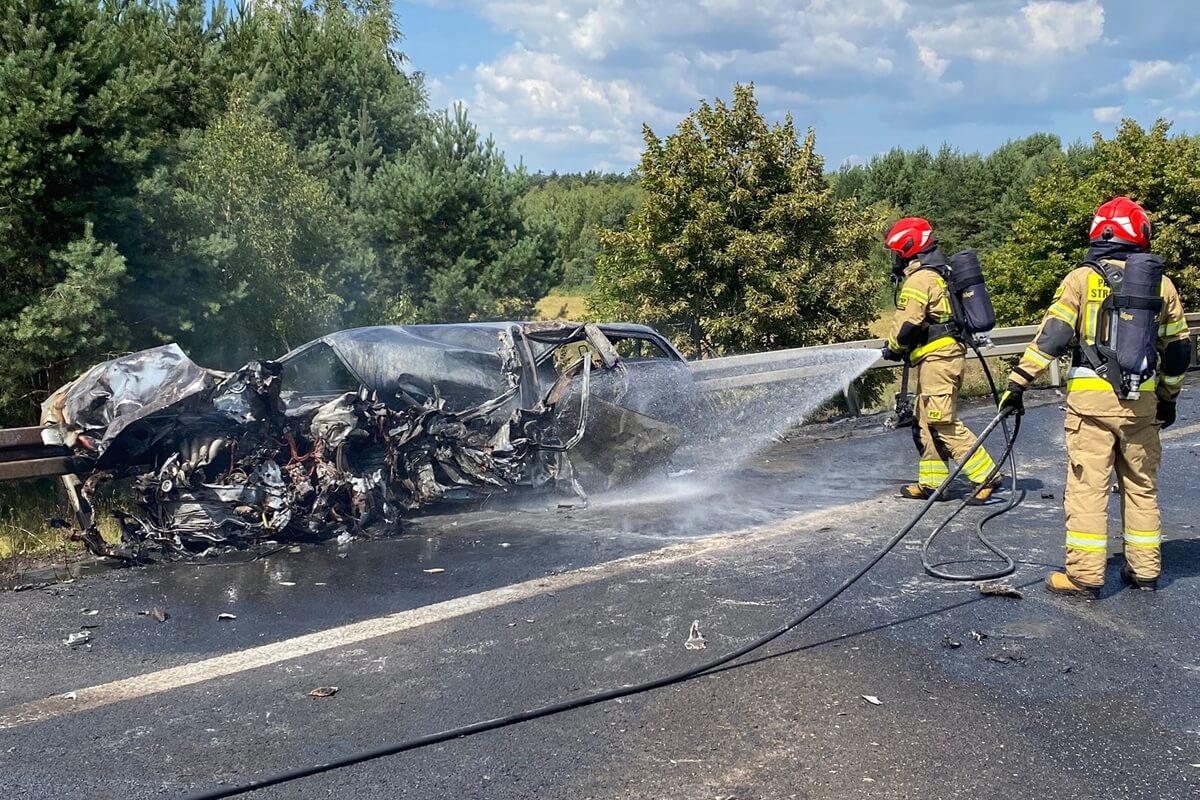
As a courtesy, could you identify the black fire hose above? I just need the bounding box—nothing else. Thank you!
[183,406,1021,800]
[919,343,1024,581]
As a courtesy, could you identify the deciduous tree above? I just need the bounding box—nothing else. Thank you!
[590,84,883,357]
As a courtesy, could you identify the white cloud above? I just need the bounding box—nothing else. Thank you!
[917,45,949,79]
[1092,105,1122,123]
[425,0,1130,170]
[1024,1,1105,53]
[470,47,656,163]
[910,0,1104,65]
[1123,60,1195,96]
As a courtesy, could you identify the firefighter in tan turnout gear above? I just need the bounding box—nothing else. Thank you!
[999,197,1192,595]
[881,217,1000,503]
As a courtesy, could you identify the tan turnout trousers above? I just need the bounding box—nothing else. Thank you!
[1064,413,1163,585]
[913,352,996,488]
[1007,259,1190,586]
[888,259,996,489]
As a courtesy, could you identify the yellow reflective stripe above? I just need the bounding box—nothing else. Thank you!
[899,287,929,305]
[1067,376,1156,393]
[963,449,997,484]
[1124,529,1162,548]
[919,460,949,487]
[1022,346,1052,368]
[1085,304,1100,344]
[1162,373,1185,386]
[1048,302,1078,326]
[1159,319,1188,337]
[1066,531,1107,552]
[910,335,957,361]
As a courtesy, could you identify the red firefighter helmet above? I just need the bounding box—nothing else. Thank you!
[1089,196,1151,249]
[885,217,934,259]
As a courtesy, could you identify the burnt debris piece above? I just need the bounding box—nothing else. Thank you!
[40,322,694,560]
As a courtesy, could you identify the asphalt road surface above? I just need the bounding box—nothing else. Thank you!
[3,384,1200,799]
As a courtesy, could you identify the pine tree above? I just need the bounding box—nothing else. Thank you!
[364,104,558,323]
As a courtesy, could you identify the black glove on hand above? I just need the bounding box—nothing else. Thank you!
[998,381,1025,416]
[1157,400,1177,429]
[880,345,903,363]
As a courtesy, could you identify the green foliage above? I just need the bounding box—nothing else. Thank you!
[521,177,642,291]
[590,84,884,357]
[362,105,559,323]
[833,134,1064,255]
[230,0,426,190]
[0,0,184,421]
[989,120,1200,323]
[0,0,551,424]
[0,225,129,415]
[130,89,348,363]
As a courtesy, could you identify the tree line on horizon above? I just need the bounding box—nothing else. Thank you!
[4,1,1200,426]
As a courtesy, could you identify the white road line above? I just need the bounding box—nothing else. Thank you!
[0,498,876,732]
[1162,420,1200,442]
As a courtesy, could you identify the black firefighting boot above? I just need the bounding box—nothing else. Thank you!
[1121,563,1158,592]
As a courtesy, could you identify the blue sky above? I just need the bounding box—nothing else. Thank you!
[394,1,1200,174]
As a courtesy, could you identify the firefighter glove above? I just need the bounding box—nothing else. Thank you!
[998,382,1025,416]
[880,345,903,363]
[1157,400,1177,429]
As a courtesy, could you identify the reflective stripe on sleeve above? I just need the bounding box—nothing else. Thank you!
[1159,319,1188,337]
[899,287,929,305]
[1022,346,1052,368]
[1049,302,1078,326]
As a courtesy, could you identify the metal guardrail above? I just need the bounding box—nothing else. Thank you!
[691,313,1200,407]
[0,427,85,483]
[2,313,1198,482]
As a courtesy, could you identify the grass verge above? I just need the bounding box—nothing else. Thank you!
[0,480,123,562]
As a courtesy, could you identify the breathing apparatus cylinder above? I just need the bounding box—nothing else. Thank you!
[948,250,996,335]
[1098,253,1164,398]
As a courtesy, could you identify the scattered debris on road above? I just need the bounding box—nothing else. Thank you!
[140,607,169,623]
[988,649,1027,666]
[942,636,962,649]
[861,695,883,705]
[423,568,445,575]
[977,581,1023,599]
[81,608,99,616]
[308,686,339,698]
[969,630,989,645]
[62,631,91,648]
[684,620,707,650]
[217,613,237,621]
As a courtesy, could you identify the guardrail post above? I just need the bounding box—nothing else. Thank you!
[844,384,861,417]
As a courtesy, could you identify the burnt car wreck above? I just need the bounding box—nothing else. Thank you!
[40,322,695,560]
